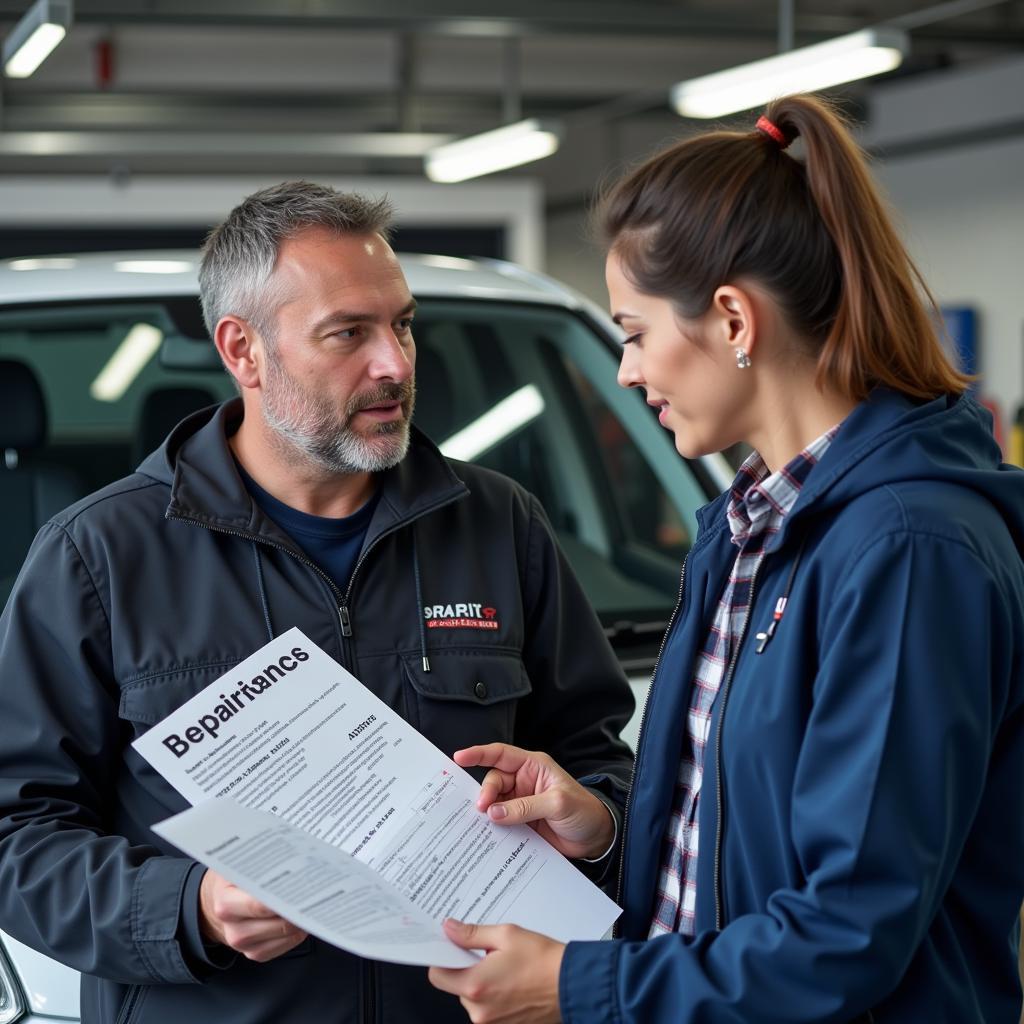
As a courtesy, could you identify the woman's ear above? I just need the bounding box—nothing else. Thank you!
[709,284,758,364]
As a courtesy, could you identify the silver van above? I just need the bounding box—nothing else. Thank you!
[0,251,729,1023]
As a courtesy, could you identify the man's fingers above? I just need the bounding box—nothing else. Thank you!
[222,915,304,949]
[216,891,280,922]
[237,928,309,962]
[452,743,537,773]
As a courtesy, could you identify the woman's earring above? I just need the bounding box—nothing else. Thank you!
[735,349,752,369]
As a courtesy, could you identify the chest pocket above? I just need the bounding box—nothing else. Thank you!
[118,661,245,732]
[401,650,532,759]
[116,663,244,820]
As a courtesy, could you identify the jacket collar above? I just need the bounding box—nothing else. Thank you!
[690,389,956,556]
[764,388,929,553]
[142,398,469,549]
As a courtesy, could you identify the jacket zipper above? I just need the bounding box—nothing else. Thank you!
[170,492,462,649]
[173,491,463,1024]
[169,515,347,630]
[615,555,688,923]
[337,491,467,638]
[712,558,765,931]
[360,958,377,1024]
[115,984,142,1024]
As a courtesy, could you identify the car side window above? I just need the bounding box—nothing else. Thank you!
[0,303,233,610]
[411,301,706,625]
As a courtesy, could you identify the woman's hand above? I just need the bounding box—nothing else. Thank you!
[453,743,615,860]
[429,919,564,1024]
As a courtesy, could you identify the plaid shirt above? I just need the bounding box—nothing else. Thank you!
[648,425,840,938]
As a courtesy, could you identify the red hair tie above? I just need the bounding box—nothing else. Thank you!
[756,115,790,149]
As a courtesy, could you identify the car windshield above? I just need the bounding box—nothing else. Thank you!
[0,297,708,631]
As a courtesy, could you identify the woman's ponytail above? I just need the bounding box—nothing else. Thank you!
[598,93,970,401]
[763,95,969,399]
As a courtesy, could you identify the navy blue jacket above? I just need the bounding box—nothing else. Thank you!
[561,390,1024,1022]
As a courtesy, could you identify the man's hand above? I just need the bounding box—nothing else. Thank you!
[429,920,564,1024]
[453,743,615,860]
[199,869,308,962]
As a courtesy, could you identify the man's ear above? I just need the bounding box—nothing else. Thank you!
[214,316,262,390]
[709,284,758,363]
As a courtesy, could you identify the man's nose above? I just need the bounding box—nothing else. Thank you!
[367,330,414,382]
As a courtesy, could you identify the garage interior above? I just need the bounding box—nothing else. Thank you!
[0,1,1023,1022]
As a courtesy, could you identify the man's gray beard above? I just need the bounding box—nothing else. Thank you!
[262,356,414,476]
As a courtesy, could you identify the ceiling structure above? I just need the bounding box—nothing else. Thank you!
[0,0,1021,176]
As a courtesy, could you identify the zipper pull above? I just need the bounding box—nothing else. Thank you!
[755,597,787,654]
[339,605,353,637]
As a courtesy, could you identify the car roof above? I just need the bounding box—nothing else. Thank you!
[0,250,586,311]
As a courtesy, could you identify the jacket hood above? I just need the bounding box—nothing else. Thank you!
[772,388,1024,555]
[136,399,219,487]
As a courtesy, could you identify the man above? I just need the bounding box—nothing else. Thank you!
[0,182,633,1023]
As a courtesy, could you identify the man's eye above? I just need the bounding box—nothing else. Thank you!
[335,327,358,339]
[396,318,415,332]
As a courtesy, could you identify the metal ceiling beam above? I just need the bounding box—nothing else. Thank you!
[0,2,1015,42]
[0,91,589,131]
[0,0,868,39]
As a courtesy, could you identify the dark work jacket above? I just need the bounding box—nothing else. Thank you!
[561,390,1024,1023]
[0,399,634,1024]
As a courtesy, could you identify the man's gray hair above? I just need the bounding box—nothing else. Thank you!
[198,180,394,340]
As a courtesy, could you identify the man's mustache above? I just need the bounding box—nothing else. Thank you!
[346,381,415,416]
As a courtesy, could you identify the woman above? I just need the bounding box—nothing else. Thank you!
[427,93,1024,1023]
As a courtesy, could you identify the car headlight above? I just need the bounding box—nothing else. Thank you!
[0,944,25,1024]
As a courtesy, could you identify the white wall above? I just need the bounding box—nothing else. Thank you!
[876,137,1024,426]
[866,55,1024,429]
[0,176,545,271]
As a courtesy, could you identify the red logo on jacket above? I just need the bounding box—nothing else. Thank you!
[423,602,500,631]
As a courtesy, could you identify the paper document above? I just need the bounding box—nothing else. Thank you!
[135,628,621,967]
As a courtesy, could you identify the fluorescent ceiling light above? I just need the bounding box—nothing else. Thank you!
[7,256,77,270]
[425,118,562,183]
[114,259,194,275]
[90,323,163,403]
[670,27,908,119]
[439,384,545,461]
[2,0,71,79]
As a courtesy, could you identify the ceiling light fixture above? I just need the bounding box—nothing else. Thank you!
[425,38,562,183]
[425,117,563,183]
[670,27,909,119]
[2,0,72,79]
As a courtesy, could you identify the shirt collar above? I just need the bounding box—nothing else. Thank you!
[727,424,841,544]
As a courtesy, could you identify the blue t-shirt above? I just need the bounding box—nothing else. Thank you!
[236,462,379,595]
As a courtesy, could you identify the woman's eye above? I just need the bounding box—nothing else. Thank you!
[623,333,642,346]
